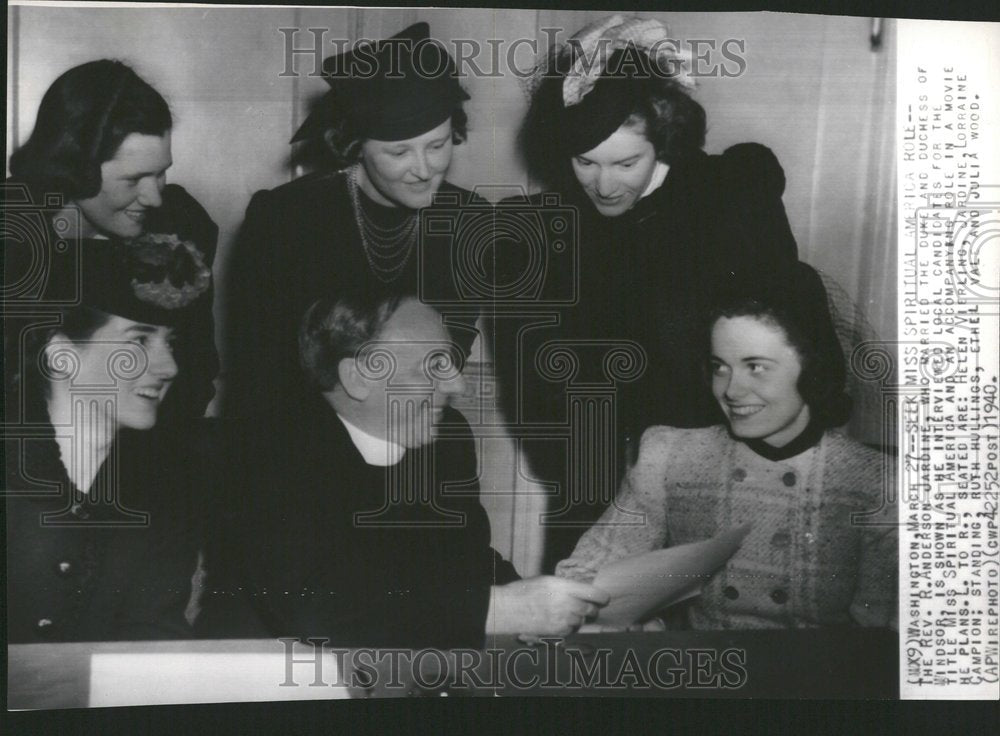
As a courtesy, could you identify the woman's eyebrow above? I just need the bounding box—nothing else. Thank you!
[614,155,640,164]
[123,164,171,178]
[124,325,158,335]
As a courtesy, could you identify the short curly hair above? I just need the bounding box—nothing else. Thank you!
[706,264,852,429]
[519,47,706,189]
[9,59,171,201]
[298,289,408,391]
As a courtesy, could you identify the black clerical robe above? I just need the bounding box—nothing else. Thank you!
[197,402,519,649]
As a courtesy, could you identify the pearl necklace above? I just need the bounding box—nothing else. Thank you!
[347,165,419,283]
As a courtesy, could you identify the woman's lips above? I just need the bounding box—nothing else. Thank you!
[728,404,765,417]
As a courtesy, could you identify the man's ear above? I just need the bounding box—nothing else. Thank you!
[337,357,370,401]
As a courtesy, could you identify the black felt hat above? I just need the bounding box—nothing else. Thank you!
[557,46,657,156]
[51,234,211,327]
[291,22,469,144]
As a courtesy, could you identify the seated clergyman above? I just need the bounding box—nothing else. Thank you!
[197,290,607,648]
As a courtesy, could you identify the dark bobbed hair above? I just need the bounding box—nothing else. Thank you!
[706,264,853,429]
[519,47,707,189]
[9,59,172,201]
[302,104,469,172]
[5,306,112,412]
[298,289,410,391]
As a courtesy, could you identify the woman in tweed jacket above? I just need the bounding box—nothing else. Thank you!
[557,263,897,629]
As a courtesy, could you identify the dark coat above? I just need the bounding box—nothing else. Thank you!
[223,171,485,422]
[490,143,799,569]
[197,401,519,649]
[1,181,219,429]
[4,427,201,643]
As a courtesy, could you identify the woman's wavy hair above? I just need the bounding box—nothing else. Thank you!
[519,46,707,189]
[9,59,171,201]
[706,264,853,429]
[4,307,112,415]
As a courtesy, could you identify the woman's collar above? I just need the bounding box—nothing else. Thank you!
[639,161,670,200]
[741,419,825,462]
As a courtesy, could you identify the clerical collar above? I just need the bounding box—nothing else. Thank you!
[337,415,406,466]
[639,161,670,200]
[742,419,825,462]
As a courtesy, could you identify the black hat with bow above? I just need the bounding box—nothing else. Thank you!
[291,22,469,144]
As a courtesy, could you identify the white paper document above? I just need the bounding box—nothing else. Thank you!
[589,524,752,626]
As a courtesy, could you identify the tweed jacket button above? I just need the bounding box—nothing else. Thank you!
[71,503,90,520]
[731,469,746,482]
[56,561,73,576]
[782,472,796,487]
[723,586,739,600]
[770,589,789,604]
[770,532,791,549]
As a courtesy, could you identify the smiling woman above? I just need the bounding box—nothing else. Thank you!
[557,261,897,630]
[502,15,800,570]
[3,238,210,643]
[570,125,662,217]
[224,22,481,429]
[49,317,180,433]
[709,316,812,448]
[358,120,455,210]
[73,133,173,239]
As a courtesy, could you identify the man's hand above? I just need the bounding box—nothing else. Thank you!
[486,576,610,636]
